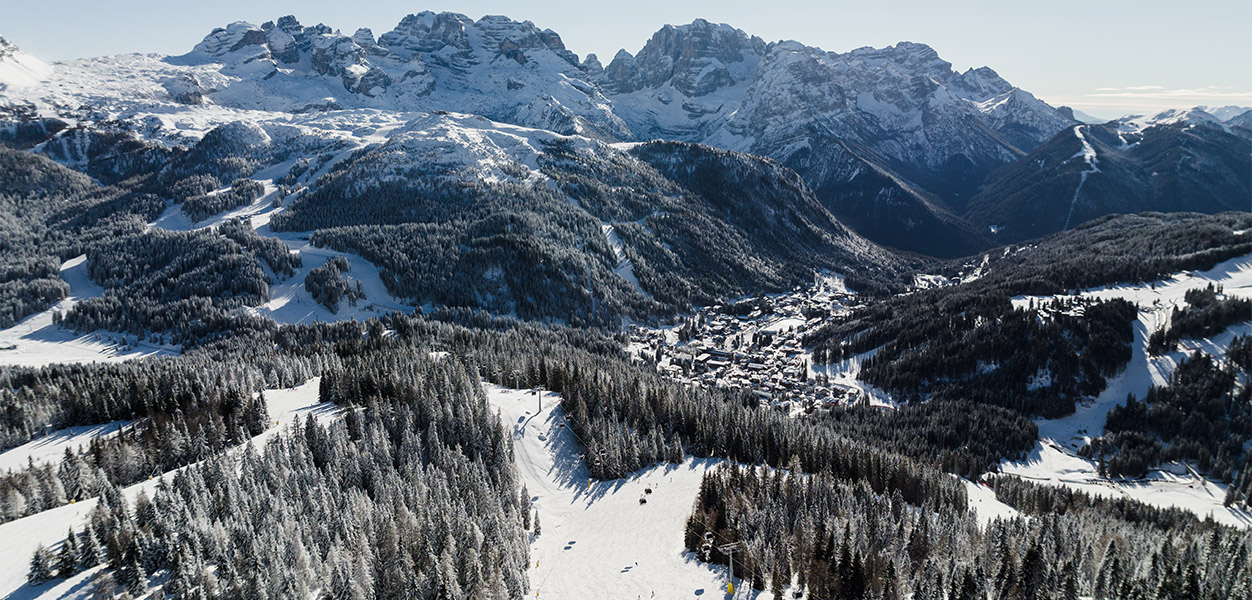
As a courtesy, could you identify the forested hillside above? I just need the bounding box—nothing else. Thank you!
[686,464,1250,599]
[278,132,910,325]
[0,14,1249,598]
[807,213,1252,416]
[967,122,1252,244]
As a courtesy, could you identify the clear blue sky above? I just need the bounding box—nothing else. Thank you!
[2,0,1249,119]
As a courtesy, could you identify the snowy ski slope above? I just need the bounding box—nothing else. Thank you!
[999,253,1252,527]
[484,383,782,599]
[0,255,177,368]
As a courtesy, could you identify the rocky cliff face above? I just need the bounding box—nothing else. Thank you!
[596,20,766,141]
[599,19,766,96]
[180,13,628,138]
[595,25,1074,255]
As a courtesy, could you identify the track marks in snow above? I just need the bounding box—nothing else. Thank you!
[484,384,772,599]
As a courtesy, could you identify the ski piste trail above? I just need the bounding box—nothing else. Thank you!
[485,383,789,599]
[999,253,1252,527]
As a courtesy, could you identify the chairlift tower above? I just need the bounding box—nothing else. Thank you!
[719,542,742,597]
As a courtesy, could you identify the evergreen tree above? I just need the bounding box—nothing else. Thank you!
[521,485,531,530]
[114,546,145,597]
[1061,561,1079,600]
[56,528,79,579]
[28,544,53,585]
[78,525,100,568]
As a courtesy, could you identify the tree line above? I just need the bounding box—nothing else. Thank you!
[686,463,1251,600]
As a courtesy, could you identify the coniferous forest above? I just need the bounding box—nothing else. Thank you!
[0,50,1249,598]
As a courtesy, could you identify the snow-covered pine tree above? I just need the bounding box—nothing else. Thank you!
[521,485,531,530]
[28,544,53,584]
[56,528,79,579]
[77,524,100,568]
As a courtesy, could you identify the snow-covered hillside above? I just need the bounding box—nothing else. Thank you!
[0,255,177,368]
[0,37,51,90]
[998,253,1252,526]
[484,384,768,599]
[0,377,337,599]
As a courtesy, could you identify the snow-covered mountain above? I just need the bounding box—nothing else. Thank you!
[171,14,630,139]
[596,19,767,141]
[5,14,1241,263]
[0,16,1086,256]
[0,36,51,90]
[966,118,1252,242]
[1198,104,1252,122]
[597,25,1074,255]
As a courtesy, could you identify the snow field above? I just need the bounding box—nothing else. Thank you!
[963,479,1022,527]
[483,383,781,599]
[243,231,413,325]
[0,377,336,599]
[999,253,1252,527]
[145,175,414,325]
[0,255,177,368]
[0,421,132,473]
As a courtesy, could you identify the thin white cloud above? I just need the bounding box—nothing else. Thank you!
[1089,87,1252,100]
[1039,91,1252,121]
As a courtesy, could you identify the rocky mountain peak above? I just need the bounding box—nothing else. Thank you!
[841,41,952,78]
[949,66,1013,101]
[0,36,20,58]
[600,20,765,96]
[580,53,604,76]
[379,11,473,56]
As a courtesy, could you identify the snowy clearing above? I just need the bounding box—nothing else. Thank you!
[0,255,178,368]
[810,347,895,409]
[483,384,778,599]
[760,317,805,334]
[0,421,131,474]
[0,377,336,599]
[143,178,414,326]
[1001,439,1250,528]
[245,230,413,325]
[964,479,1022,527]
